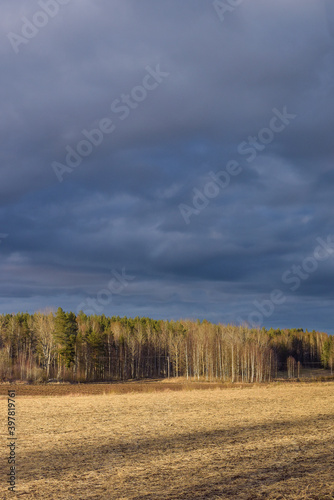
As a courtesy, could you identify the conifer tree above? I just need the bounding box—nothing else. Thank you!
[54,308,78,368]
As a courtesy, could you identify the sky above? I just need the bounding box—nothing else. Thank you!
[1,0,334,333]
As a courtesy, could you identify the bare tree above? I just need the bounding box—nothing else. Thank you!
[34,311,56,378]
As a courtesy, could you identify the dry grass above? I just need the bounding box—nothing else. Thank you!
[0,379,232,397]
[1,382,334,499]
[1,370,333,398]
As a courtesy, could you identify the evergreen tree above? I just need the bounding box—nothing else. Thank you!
[54,308,78,368]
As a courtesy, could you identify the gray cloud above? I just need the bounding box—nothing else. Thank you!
[0,0,334,332]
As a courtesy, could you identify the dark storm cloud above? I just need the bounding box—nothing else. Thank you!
[1,0,334,331]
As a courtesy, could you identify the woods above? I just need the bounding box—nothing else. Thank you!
[0,309,332,383]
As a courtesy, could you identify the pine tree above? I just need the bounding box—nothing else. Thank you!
[54,308,78,368]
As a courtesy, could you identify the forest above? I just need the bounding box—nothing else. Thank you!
[0,308,333,383]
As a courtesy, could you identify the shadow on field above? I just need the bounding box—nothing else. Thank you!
[19,412,334,499]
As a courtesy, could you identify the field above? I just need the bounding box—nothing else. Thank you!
[1,381,334,499]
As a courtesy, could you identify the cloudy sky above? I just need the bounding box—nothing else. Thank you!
[1,0,334,332]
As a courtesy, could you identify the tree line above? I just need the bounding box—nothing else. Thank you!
[0,308,333,383]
